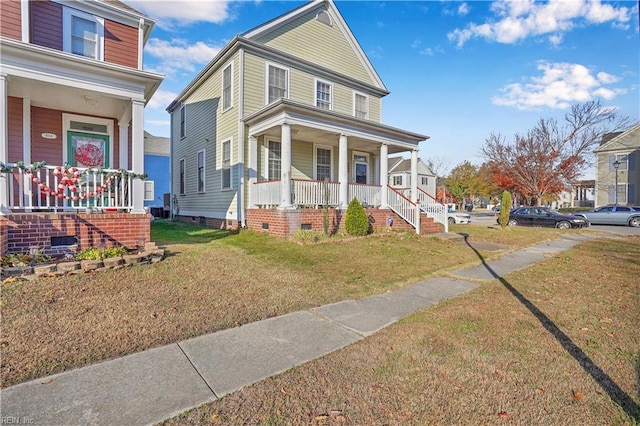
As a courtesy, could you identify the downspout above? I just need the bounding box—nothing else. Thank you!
[237,49,246,228]
[169,110,174,220]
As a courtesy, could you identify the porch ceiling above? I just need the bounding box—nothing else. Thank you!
[8,75,129,119]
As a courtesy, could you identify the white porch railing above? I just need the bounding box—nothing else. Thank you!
[387,186,420,233]
[1,162,135,212]
[293,179,340,207]
[249,180,282,208]
[396,187,448,232]
[348,182,381,208]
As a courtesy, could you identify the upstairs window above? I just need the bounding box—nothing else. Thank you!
[610,154,629,171]
[267,64,288,104]
[222,63,233,111]
[63,8,104,60]
[354,92,368,119]
[315,79,332,110]
[393,175,403,186]
[180,105,186,138]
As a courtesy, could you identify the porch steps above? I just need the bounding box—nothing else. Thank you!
[419,212,445,234]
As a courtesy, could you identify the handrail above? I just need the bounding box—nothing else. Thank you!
[386,186,420,234]
[416,187,448,232]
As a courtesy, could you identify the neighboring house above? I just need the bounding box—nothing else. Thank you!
[388,156,436,199]
[0,0,164,256]
[167,0,446,238]
[552,180,595,209]
[593,123,640,207]
[143,131,170,214]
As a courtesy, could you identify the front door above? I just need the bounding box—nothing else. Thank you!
[67,131,110,168]
[353,153,368,184]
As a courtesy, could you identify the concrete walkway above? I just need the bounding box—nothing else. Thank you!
[0,234,597,425]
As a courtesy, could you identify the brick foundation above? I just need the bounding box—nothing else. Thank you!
[2,213,151,256]
[174,215,239,230]
[246,208,443,238]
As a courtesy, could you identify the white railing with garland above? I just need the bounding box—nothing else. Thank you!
[1,161,146,213]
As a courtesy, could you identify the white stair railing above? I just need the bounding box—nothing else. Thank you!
[386,186,420,234]
[416,188,448,232]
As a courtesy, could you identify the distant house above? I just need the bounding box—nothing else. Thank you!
[593,124,639,206]
[144,131,170,213]
[388,156,436,199]
[166,0,447,237]
[1,0,164,256]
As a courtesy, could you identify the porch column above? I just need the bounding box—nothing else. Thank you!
[279,123,292,208]
[22,99,31,209]
[411,149,418,203]
[338,133,348,208]
[118,121,129,169]
[0,74,8,213]
[380,143,388,208]
[248,136,257,207]
[131,99,145,214]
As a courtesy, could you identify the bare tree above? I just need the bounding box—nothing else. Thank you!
[424,156,450,204]
[482,100,630,205]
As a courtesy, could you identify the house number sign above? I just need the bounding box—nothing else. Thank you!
[41,133,57,139]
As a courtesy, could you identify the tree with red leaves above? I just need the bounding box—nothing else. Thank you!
[482,100,629,205]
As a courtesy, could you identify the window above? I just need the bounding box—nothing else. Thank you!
[197,150,205,192]
[315,146,332,181]
[354,92,368,119]
[267,140,281,180]
[179,158,185,195]
[63,8,104,60]
[222,63,233,111]
[610,154,629,171]
[222,140,231,189]
[608,184,629,204]
[267,64,288,104]
[144,181,155,201]
[315,79,332,110]
[179,105,186,138]
[393,175,403,186]
[421,177,428,185]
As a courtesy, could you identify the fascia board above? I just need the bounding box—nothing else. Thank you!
[1,39,163,101]
[52,0,148,28]
[242,0,325,39]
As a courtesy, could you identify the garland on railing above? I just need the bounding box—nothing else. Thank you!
[0,161,147,201]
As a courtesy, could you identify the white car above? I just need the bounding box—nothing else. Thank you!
[448,209,471,224]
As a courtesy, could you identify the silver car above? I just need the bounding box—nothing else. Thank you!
[574,206,640,227]
[448,209,471,224]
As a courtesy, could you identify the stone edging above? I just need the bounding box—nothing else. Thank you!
[1,248,165,281]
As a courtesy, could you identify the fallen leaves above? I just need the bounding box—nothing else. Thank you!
[572,390,585,401]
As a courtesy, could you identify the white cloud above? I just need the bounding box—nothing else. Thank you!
[420,48,434,56]
[457,3,469,16]
[492,62,626,110]
[147,89,178,110]
[144,38,222,76]
[125,0,231,29]
[449,0,630,47]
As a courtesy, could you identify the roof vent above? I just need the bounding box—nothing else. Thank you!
[316,9,332,27]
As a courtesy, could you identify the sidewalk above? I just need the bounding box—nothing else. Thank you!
[0,234,597,425]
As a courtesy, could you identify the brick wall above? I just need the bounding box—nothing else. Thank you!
[174,215,239,230]
[3,213,151,255]
[246,208,443,238]
[0,216,8,256]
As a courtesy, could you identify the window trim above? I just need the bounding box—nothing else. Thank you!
[393,175,403,186]
[313,144,333,181]
[353,91,369,119]
[221,139,232,190]
[611,154,629,171]
[179,158,186,195]
[144,180,155,201]
[265,62,289,105]
[352,151,370,184]
[222,62,233,112]
[63,7,104,60]
[314,78,333,110]
[265,138,282,181]
[197,149,206,193]
[179,105,186,139]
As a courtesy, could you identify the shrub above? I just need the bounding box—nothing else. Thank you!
[344,198,370,236]
[75,246,128,260]
[498,191,513,228]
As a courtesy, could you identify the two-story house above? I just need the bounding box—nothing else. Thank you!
[593,123,639,206]
[0,0,164,256]
[167,0,447,238]
[388,157,437,200]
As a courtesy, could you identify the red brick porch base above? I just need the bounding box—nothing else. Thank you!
[1,213,151,256]
[246,208,443,239]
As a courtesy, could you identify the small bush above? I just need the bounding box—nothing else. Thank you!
[291,230,324,244]
[498,191,513,228]
[75,246,128,260]
[1,251,51,267]
[344,198,370,236]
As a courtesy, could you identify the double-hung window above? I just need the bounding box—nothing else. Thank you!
[610,154,629,171]
[315,146,332,181]
[63,8,104,60]
[267,140,282,180]
[197,150,205,192]
[222,63,233,111]
[222,140,231,189]
[393,175,402,186]
[179,105,186,138]
[179,158,185,195]
[267,64,288,104]
[354,92,368,119]
[315,79,332,110]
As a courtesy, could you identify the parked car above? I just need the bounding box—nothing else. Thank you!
[448,208,471,224]
[573,206,640,227]
[501,207,589,229]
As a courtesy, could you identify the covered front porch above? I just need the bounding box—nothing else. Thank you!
[242,99,447,236]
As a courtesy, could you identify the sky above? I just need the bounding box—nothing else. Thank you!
[127,0,640,177]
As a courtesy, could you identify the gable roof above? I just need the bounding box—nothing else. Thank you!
[388,157,434,175]
[594,123,640,153]
[241,0,387,92]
